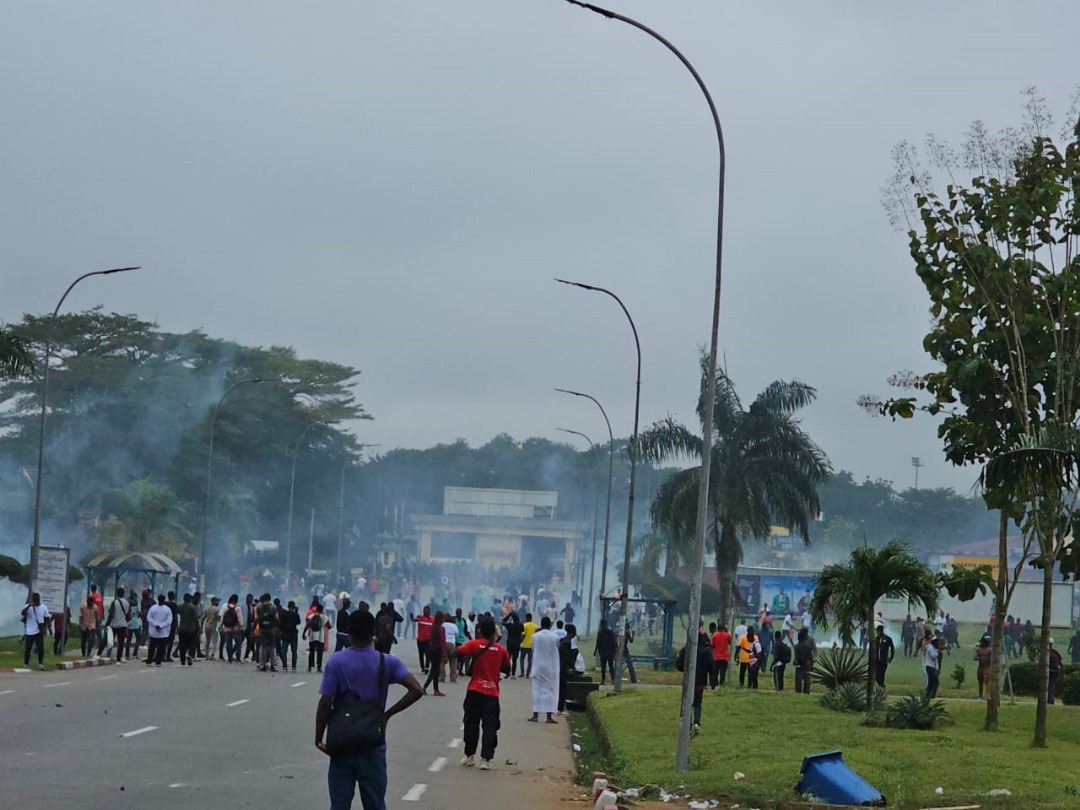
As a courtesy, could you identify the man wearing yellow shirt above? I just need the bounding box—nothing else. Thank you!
[519,613,539,678]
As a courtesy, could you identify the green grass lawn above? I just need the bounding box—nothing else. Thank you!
[579,681,1080,809]
[0,633,86,669]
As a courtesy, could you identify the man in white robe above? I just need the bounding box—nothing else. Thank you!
[529,617,560,723]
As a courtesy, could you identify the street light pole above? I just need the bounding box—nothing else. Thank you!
[557,427,601,636]
[30,266,140,594]
[286,421,323,592]
[338,444,379,588]
[555,389,614,608]
[563,0,726,769]
[557,278,641,694]
[200,377,268,591]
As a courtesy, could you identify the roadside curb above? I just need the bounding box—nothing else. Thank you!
[57,658,116,671]
[0,667,33,674]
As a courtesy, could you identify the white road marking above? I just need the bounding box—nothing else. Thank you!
[402,784,428,802]
[226,699,250,707]
[97,675,118,681]
[290,681,307,688]
[137,667,156,674]
[42,682,71,688]
[0,690,14,696]
[168,783,187,788]
[428,757,447,772]
[447,738,461,748]
[120,726,158,738]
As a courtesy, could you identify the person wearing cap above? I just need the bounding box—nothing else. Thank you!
[203,596,221,661]
[1048,637,1063,705]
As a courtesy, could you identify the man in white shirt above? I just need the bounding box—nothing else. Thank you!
[21,593,51,670]
[145,594,173,666]
[801,609,813,636]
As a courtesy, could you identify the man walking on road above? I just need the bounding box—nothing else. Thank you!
[146,595,173,666]
[315,609,423,810]
[411,606,433,674]
[519,613,538,678]
[203,596,220,661]
[255,593,279,672]
[456,616,511,770]
[21,593,50,670]
[107,587,133,663]
[176,593,200,666]
[528,617,560,723]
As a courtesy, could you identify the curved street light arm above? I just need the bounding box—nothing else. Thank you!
[30,266,140,591]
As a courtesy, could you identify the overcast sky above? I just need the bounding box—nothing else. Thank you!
[3,1,1077,496]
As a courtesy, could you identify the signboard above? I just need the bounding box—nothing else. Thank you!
[32,545,70,616]
[735,567,819,620]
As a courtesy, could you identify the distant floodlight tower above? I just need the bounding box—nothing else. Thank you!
[911,456,923,490]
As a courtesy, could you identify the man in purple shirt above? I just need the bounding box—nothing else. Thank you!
[316,609,423,810]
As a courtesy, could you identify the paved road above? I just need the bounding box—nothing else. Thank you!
[0,644,574,808]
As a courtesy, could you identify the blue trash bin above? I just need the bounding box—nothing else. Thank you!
[795,750,885,806]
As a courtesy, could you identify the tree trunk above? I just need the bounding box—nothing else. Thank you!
[1033,547,1055,747]
[715,519,736,628]
[985,510,1008,732]
[866,609,878,712]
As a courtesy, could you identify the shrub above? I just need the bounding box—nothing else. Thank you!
[950,663,965,689]
[1060,671,1080,706]
[1005,661,1080,697]
[811,647,867,690]
[820,682,886,713]
[885,694,950,730]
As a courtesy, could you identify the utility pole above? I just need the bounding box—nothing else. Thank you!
[911,456,923,490]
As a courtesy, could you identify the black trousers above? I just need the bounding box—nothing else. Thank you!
[308,641,324,671]
[111,627,129,661]
[710,659,729,687]
[462,691,501,761]
[177,630,197,663]
[147,637,168,665]
[279,636,298,669]
[875,664,887,687]
[417,639,428,672]
[773,662,786,690]
[599,655,615,684]
[23,632,45,665]
[794,665,811,694]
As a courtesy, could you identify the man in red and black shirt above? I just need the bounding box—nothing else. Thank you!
[455,616,511,770]
[412,606,434,673]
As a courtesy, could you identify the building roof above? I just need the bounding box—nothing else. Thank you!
[410,513,587,534]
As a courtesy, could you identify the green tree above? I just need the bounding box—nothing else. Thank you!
[809,540,939,712]
[871,90,1080,740]
[639,355,832,626]
[96,479,194,558]
[0,327,34,379]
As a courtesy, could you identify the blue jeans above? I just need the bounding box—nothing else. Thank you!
[328,747,388,810]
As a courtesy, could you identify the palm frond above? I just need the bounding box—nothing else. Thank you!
[637,418,703,463]
[0,328,35,379]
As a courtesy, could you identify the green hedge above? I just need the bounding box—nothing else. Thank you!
[1007,662,1080,696]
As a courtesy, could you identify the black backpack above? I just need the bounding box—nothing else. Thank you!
[775,641,792,665]
[222,605,239,629]
[257,602,275,629]
[310,613,324,634]
[676,645,687,672]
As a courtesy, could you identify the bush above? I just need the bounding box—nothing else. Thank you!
[811,647,867,690]
[1006,661,1080,696]
[1060,671,1080,706]
[885,694,950,730]
[950,663,965,689]
[820,682,886,713]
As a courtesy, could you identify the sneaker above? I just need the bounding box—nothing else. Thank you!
[292,667,297,672]
[270,667,278,672]
[38,664,46,671]
[461,755,475,767]
[478,759,490,770]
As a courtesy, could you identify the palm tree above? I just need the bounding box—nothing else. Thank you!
[639,355,831,625]
[809,540,940,710]
[0,327,34,378]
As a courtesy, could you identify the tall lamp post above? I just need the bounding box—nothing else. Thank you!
[200,377,269,591]
[557,278,641,693]
[286,421,323,591]
[563,0,726,769]
[555,389,614,608]
[30,266,140,593]
[557,427,601,635]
